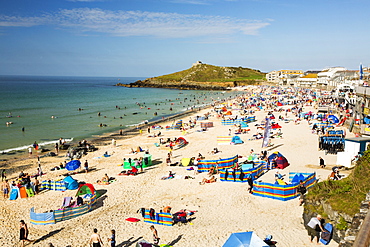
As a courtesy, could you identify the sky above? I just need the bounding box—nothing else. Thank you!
[0,0,369,77]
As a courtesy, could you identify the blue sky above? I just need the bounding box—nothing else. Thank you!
[0,0,369,77]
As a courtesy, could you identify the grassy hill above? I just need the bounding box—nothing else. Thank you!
[306,150,370,217]
[117,63,266,90]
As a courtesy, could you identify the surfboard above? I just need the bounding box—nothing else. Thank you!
[19,186,27,198]
[320,222,333,245]
[9,188,18,200]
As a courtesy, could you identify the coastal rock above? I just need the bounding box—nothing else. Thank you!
[115,63,265,90]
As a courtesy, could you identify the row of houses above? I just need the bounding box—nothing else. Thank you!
[266,67,369,89]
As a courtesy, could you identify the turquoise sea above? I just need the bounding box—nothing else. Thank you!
[0,76,243,153]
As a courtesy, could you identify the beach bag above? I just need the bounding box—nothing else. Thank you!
[321,231,330,241]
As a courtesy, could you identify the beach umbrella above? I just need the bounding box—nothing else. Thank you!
[65,160,81,171]
[223,232,268,247]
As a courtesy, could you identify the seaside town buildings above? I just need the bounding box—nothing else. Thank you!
[266,66,367,89]
[266,66,370,136]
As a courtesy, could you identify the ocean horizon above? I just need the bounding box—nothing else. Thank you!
[0,75,243,154]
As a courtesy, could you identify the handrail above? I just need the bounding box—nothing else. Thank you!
[353,205,370,247]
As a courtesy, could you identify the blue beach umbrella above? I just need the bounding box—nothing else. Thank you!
[223,232,268,247]
[65,160,81,171]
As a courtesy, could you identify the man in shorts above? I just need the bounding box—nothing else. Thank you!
[1,179,10,199]
[297,180,307,206]
[84,160,89,173]
[307,214,327,244]
[89,228,103,247]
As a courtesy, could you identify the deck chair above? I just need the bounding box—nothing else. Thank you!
[61,196,73,208]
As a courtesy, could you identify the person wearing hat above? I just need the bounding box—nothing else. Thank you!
[307,214,327,244]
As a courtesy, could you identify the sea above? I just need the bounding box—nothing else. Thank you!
[0,75,244,154]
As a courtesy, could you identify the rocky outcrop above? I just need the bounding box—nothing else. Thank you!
[115,63,265,90]
[303,191,370,246]
[116,80,231,90]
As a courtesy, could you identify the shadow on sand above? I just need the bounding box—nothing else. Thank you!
[116,236,143,247]
[166,234,183,246]
[33,227,65,244]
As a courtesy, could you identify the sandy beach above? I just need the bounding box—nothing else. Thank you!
[0,88,352,247]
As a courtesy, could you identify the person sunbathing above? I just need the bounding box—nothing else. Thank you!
[208,166,217,176]
[160,171,175,180]
[127,166,138,175]
[211,148,221,155]
[199,176,217,185]
[97,174,110,184]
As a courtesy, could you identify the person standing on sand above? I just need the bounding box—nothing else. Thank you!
[1,169,6,181]
[150,225,160,245]
[89,228,103,247]
[34,176,40,195]
[297,180,307,206]
[307,214,327,244]
[107,229,116,247]
[319,157,325,168]
[1,179,10,199]
[37,164,43,177]
[247,175,255,194]
[28,147,32,157]
[55,142,59,155]
[19,220,32,247]
[84,160,89,173]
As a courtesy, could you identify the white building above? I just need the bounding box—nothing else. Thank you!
[296,73,318,87]
[266,70,303,85]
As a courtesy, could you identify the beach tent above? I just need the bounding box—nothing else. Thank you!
[65,160,81,171]
[175,137,188,149]
[181,158,193,167]
[225,111,232,115]
[63,176,79,190]
[223,232,268,247]
[267,152,283,164]
[327,115,339,124]
[364,116,370,124]
[267,152,289,169]
[75,183,96,196]
[240,122,249,129]
[231,136,244,144]
[276,156,290,169]
[142,153,152,168]
[271,123,282,129]
[291,173,305,183]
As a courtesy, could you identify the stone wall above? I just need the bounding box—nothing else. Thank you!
[303,190,370,246]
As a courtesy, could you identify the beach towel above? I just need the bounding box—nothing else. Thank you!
[19,187,27,198]
[9,187,19,200]
[126,217,141,222]
[26,187,35,197]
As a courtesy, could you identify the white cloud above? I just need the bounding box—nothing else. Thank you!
[0,8,270,38]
